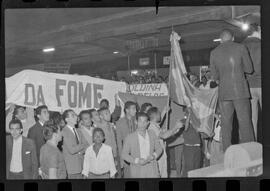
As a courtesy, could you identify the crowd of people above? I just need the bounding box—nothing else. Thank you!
[5,23,261,179]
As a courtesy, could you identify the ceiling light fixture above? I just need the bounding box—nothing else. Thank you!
[42,47,55,52]
[213,38,221,42]
[113,51,119,54]
[241,22,250,31]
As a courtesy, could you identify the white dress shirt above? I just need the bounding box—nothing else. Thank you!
[138,131,150,159]
[10,136,23,172]
[82,144,117,177]
[66,125,80,142]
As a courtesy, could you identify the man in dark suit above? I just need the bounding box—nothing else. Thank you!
[28,105,50,167]
[210,29,254,152]
[242,23,261,141]
[6,119,38,179]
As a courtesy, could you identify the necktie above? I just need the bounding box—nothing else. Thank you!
[73,128,80,144]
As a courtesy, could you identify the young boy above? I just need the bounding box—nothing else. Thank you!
[82,128,117,179]
[121,112,163,178]
[98,108,118,165]
[147,107,182,178]
[179,107,202,177]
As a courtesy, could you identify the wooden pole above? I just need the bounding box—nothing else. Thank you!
[164,34,173,130]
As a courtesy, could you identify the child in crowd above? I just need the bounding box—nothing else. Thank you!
[82,128,117,179]
[210,109,224,165]
[179,107,202,177]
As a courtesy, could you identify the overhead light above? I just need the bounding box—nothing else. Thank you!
[213,38,221,42]
[113,51,119,54]
[43,47,55,52]
[241,22,250,31]
[131,70,138,75]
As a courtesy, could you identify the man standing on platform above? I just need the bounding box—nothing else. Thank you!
[210,29,254,152]
[242,23,261,141]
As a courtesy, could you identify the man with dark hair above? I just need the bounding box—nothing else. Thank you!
[6,119,38,179]
[147,107,182,177]
[6,105,35,137]
[121,112,163,178]
[78,110,95,145]
[99,94,122,123]
[28,105,50,167]
[115,101,137,177]
[140,103,152,113]
[89,109,102,128]
[61,109,89,179]
[210,29,254,152]
[242,23,261,141]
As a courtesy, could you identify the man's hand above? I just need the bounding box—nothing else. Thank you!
[138,158,148,166]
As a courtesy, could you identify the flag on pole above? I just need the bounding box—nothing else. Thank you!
[169,31,218,137]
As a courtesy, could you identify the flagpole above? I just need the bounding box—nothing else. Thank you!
[164,29,174,130]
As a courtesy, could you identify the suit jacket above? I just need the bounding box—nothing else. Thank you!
[6,135,38,179]
[78,126,93,146]
[242,37,261,88]
[121,130,163,178]
[62,126,89,175]
[210,41,253,100]
[27,122,46,166]
[116,117,136,168]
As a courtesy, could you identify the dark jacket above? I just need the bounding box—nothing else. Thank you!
[242,37,261,88]
[27,122,46,166]
[6,135,39,179]
[210,41,253,100]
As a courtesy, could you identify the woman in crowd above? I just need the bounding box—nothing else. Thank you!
[40,121,67,179]
[82,128,117,179]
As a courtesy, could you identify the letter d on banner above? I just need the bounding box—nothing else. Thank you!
[24,83,36,106]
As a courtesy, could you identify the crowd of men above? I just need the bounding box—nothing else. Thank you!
[5,23,261,179]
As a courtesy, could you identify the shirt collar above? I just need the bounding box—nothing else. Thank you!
[248,32,261,39]
[13,135,22,143]
[39,121,44,126]
[138,130,149,140]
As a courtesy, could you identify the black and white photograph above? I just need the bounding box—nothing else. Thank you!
[5,6,262,179]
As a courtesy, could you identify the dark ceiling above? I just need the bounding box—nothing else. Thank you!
[5,6,260,75]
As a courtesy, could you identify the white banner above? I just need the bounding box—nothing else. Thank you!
[128,83,168,96]
[5,70,126,113]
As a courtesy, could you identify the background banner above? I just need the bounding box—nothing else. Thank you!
[5,70,127,113]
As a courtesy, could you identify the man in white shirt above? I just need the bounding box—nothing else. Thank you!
[78,110,95,145]
[82,128,117,178]
[6,105,35,137]
[121,112,163,178]
[6,119,38,179]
